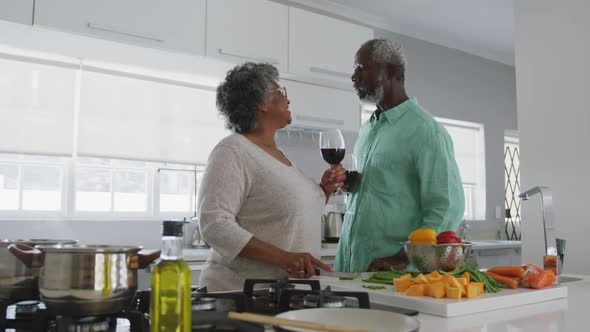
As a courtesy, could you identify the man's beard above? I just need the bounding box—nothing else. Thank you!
[362,83,384,104]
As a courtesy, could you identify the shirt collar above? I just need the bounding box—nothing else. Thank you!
[376,97,417,125]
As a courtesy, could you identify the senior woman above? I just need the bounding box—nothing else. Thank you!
[198,62,344,291]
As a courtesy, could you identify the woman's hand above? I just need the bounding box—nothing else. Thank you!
[320,164,346,198]
[280,252,333,279]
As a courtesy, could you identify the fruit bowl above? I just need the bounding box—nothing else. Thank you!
[404,241,473,272]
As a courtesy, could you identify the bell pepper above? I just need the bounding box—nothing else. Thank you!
[436,231,462,244]
[408,228,437,245]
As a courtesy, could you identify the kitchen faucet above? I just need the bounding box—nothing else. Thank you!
[519,186,566,278]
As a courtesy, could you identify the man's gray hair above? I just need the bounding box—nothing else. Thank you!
[216,62,279,133]
[361,38,407,81]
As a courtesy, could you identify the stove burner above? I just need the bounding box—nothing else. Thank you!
[269,283,295,295]
[278,285,371,312]
[10,300,45,319]
[54,316,115,332]
[303,294,346,308]
[192,297,217,311]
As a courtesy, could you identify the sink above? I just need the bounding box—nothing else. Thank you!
[469,240,522,247]
[471,240,519,244]
[559,276,583,284]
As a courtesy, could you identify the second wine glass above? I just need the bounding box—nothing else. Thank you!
[319,128,345,194]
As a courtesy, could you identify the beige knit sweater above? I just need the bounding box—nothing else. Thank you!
[198,134,325,291]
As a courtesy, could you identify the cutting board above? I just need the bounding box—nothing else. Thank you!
[314,276,568,317]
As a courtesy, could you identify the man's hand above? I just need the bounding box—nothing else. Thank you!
[280,252,333,279]
[367,250,409,272]
[320,164,346,198]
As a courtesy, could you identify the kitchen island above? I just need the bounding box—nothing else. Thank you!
[316,274,587,332]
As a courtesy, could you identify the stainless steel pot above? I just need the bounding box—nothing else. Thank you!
[8,243,160,316]
[0,239,77,300]
[323,212,344,242]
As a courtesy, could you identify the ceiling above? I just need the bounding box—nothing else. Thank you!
[311,0,515,66]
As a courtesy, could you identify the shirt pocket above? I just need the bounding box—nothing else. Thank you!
[364,152,402,196]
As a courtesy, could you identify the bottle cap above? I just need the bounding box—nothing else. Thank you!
[162,220,188,237]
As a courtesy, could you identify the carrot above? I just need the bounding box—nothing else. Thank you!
[525,270,556,289]
[487,266,525,278]
[486,271,519,289]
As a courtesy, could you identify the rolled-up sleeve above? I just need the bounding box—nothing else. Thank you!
[415,125,465,232]
[198,144,253,261]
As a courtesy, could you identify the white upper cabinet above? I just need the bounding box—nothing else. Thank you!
[289,7,373,82]
[34,0,206,55]
[206,0,288,72]
[0,0,33,25]
[282,79,360,132]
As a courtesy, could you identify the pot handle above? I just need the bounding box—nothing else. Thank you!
[8,243,44,268]
[129,250,161,269]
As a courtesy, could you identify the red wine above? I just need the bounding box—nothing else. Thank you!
[321,148,345,164]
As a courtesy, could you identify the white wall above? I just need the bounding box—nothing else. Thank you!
[514,0,590,273]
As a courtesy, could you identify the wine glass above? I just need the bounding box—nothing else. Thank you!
[319,129,345,194]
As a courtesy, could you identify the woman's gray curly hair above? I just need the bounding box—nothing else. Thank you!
[216,62,279,133]
[361,38,407,81]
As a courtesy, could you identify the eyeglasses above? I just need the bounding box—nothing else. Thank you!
[353,63,367,73]
[269,86,288,97]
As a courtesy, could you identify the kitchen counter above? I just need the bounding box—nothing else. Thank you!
[179,240,523,262]
[319,240,522,257]
[316,274,588,332]
[182,248,211,261]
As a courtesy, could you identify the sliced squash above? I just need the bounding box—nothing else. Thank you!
[398,273,413,281]
[471,282,485,296]
[457,277,469,287]
[394,278,413,292]
[405,284,427,296]
[413,273,429,284]
[446,287,462,300]
[427,282,446,299]
[466,283,481,298]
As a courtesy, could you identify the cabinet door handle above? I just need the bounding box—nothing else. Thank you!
[309,66,351,79]
[86,22,164,43]
[295,114,344,126]
[218,49,279,65]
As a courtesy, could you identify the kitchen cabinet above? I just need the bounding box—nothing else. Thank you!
[0,0,33,25]
[282,79,360,131]
[289,7,373,82]
[206,0,288,72]
[34,0,206,55]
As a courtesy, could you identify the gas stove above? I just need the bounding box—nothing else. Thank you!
[1,278,414,331]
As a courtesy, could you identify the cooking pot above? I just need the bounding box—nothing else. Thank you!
[0,239,77,300]
[323,212,344,242]
[8,243,160,316]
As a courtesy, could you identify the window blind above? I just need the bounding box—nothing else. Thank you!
[0,55,76,156]
[77,68,230,164]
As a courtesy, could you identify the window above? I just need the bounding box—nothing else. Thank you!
[0,154,67,213]
[361,104,486,220]
[0,153,204,221]
[504,133,521,240]
[0,49,221,221]
[75,158,148,213]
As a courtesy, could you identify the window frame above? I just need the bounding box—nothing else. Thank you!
[360,104,487,221]
[0,154,205,222]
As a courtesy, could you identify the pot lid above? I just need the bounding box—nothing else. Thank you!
[0,239,78,248]
[34,244,142,253]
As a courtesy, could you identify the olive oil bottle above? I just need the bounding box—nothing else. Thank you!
[150,220,192,332]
